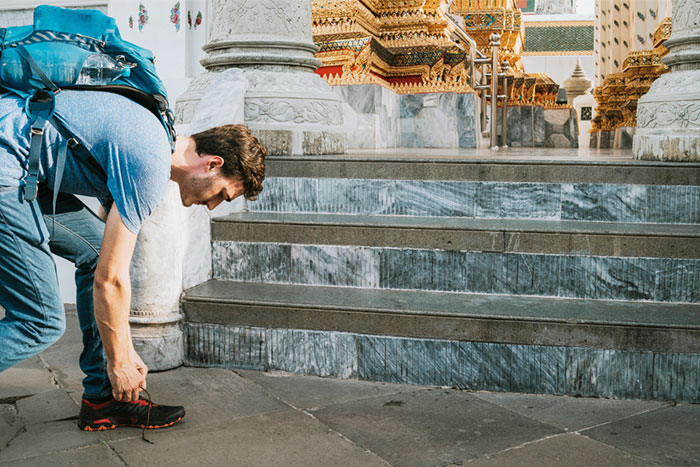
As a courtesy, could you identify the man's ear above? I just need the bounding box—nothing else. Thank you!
[205,155,224,171]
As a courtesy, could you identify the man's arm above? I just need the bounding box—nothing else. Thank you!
[93,207,147,402]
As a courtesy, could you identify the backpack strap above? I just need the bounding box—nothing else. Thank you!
[49,138,68,234]
[48,117,107,182]
[23,89,56,202]
[14,45,60,94]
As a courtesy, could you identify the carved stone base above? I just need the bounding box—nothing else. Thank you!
[633,0,700,163]
[177,69,345,155]
[634,70,700,160]
[131,323,183,372]
[251,129,345,155]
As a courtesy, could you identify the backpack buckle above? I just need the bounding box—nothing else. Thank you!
[30,127,44,136]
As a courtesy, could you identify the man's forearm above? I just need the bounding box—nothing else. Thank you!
[93,278,133,365]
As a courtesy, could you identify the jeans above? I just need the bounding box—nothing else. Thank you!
[0,186,111,399]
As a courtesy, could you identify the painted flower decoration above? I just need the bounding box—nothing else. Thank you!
[170,2,181,31]
[195,11,203,29]
[128,16,133,29]
[187,10,192,29]
[138,3,149,32]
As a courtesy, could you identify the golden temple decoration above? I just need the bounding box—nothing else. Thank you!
[312,0,473,94]
[311,0,560,107]
[592,17,672,133]
[448,0,523,71]
[652,16,672,54]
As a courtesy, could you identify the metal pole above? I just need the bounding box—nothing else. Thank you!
[469,43,476,90]
[490,33,500,150]
[480,63,488,135]
[501,59,509,148]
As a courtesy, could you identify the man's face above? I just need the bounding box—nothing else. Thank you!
[179,170,245,210]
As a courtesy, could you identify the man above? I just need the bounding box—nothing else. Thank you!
[0,89,266,431]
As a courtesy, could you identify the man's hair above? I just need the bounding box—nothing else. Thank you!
[191,124,266,200]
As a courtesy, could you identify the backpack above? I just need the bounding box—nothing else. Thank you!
[0,5,175,208]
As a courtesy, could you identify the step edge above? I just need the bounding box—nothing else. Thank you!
[183,288,700,330]
[212,215,700,237]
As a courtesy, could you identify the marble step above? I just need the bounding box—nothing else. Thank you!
[183,281,700,402]
[212,240,700,303]
[265,155,700,185]
[213,212,700,258]
[249,177,700,224]
[184,281,700,353]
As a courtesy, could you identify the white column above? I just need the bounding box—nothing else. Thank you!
[129,184,185,370]
[106,0,200,370]
[634,0,700,161]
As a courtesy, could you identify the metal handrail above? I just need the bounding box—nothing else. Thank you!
[445,1,507,150]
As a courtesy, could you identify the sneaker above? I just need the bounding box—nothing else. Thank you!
[78,396,185,431]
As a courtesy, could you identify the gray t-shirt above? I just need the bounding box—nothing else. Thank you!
[0,90,171,233]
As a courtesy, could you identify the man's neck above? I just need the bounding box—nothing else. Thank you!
[170,135,194,184]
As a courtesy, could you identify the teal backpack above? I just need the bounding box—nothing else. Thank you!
[0,5,175,206]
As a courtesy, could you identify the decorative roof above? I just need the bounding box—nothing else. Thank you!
[523,24,594,53]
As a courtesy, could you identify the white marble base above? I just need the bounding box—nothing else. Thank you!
[332,84,478,149]
[401,92,478,149]
[332,84,400,149]
[132,323,183,372]
[633,42,700,161]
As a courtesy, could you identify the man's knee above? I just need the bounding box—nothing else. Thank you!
[27,304,66,349]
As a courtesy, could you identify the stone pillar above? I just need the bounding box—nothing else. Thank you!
[176,0,345,155]
[634,0,700,161]
[129,184,185,371]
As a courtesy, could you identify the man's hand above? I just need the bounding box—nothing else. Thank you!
[109,359,146,402]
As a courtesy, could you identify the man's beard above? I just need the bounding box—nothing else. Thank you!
[180,171,216,206]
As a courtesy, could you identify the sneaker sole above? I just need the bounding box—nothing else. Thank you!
[80,416,183,432]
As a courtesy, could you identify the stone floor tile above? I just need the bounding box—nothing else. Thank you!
[311,387,562,467]
[468,433,657,466]
[0,357,57,400]
[473,392,663,431]
[1,444,125,467]
[238,369,425,409]
[0,420,104,463]
[110,408,391,467]
[15,389,78,425]
[0,406,20,450]
[582,403,700,467]
[98,366,289,440]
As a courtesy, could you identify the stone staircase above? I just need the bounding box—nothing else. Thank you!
[183,155,700,402]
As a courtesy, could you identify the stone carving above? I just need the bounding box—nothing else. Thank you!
[645,71,700,96]
[637,103,700,129]
[210,0,308,41]
[245,71,326,94]
[245,98,342,125]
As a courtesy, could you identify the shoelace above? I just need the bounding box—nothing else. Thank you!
[140,387,154,444]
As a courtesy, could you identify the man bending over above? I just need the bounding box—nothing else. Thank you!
[0,89,265,431]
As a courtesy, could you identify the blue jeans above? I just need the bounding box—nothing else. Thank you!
[0,186,111,399]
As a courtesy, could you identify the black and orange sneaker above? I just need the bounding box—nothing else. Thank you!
[78,396,185,431]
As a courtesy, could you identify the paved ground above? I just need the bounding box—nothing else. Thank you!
[1,308,699,467]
